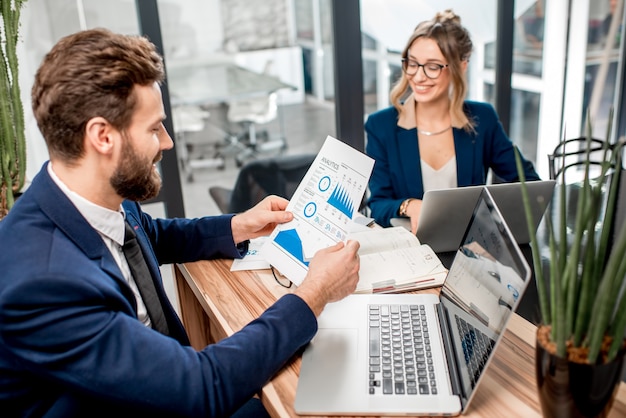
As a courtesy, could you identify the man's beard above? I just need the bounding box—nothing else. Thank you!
[110,136,162,202]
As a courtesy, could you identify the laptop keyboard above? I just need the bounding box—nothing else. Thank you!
[455,315,495,388]
[368,304,437,396]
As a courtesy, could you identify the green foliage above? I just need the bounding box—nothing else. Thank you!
[515,114,626,364]
[0,0,27,219]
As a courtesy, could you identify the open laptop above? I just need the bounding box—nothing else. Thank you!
[294,187,531,416]
[391,180,556,253]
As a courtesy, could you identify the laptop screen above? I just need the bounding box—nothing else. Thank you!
[438,187,530,409]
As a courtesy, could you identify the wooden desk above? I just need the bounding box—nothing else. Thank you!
[173,260,626,418]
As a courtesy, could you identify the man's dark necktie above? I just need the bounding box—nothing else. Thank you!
[122,222,170,336]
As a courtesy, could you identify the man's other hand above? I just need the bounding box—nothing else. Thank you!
[295,240,360,316]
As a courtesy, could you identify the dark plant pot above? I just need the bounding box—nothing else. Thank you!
[536,333,625,418]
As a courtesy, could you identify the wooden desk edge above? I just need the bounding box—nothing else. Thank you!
[173,263,296,417]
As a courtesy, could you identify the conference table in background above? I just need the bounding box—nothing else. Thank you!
[166,63,296,177]
[166,62,296,107]
[173,259,626,418]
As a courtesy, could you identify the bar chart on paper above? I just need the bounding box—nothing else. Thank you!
[262,136,374,285]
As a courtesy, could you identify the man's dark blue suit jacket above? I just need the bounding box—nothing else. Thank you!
[0,162,317,417]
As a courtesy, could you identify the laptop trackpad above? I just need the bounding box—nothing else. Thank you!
[295,327,362,414]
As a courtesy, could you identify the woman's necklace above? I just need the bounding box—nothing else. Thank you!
[416,125,452,136]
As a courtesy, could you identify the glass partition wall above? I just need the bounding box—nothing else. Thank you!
[19,0,339,218]
[14,0,626,215]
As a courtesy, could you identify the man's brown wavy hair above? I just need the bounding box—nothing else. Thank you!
[32,28,164,164]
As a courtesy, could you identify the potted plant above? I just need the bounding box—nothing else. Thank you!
[0,0,27,220]
[515,117,626,418]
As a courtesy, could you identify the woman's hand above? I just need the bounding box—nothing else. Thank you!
[405,199,423,234]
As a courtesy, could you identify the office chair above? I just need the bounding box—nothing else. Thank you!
[547,136,613,181]
[172,105,225,182]
[226,92,284,163]
[225,60,287,167]
[547,136,620,242]
[209,153,316,214]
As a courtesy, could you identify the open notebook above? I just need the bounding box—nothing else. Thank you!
[347,226,448,294]
[295,187,531,416]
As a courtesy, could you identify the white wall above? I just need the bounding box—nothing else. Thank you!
[159,0,224,61]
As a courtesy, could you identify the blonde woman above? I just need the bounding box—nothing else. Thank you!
[365,9,540,231]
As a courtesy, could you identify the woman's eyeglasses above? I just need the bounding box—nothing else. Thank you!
[401,58,448,79]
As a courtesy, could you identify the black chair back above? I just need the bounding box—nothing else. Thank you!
[547,137,613,180]
[209,154,316,214]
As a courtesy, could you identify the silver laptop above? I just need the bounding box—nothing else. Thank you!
[295,187,531,416]
[391,180,555,253]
